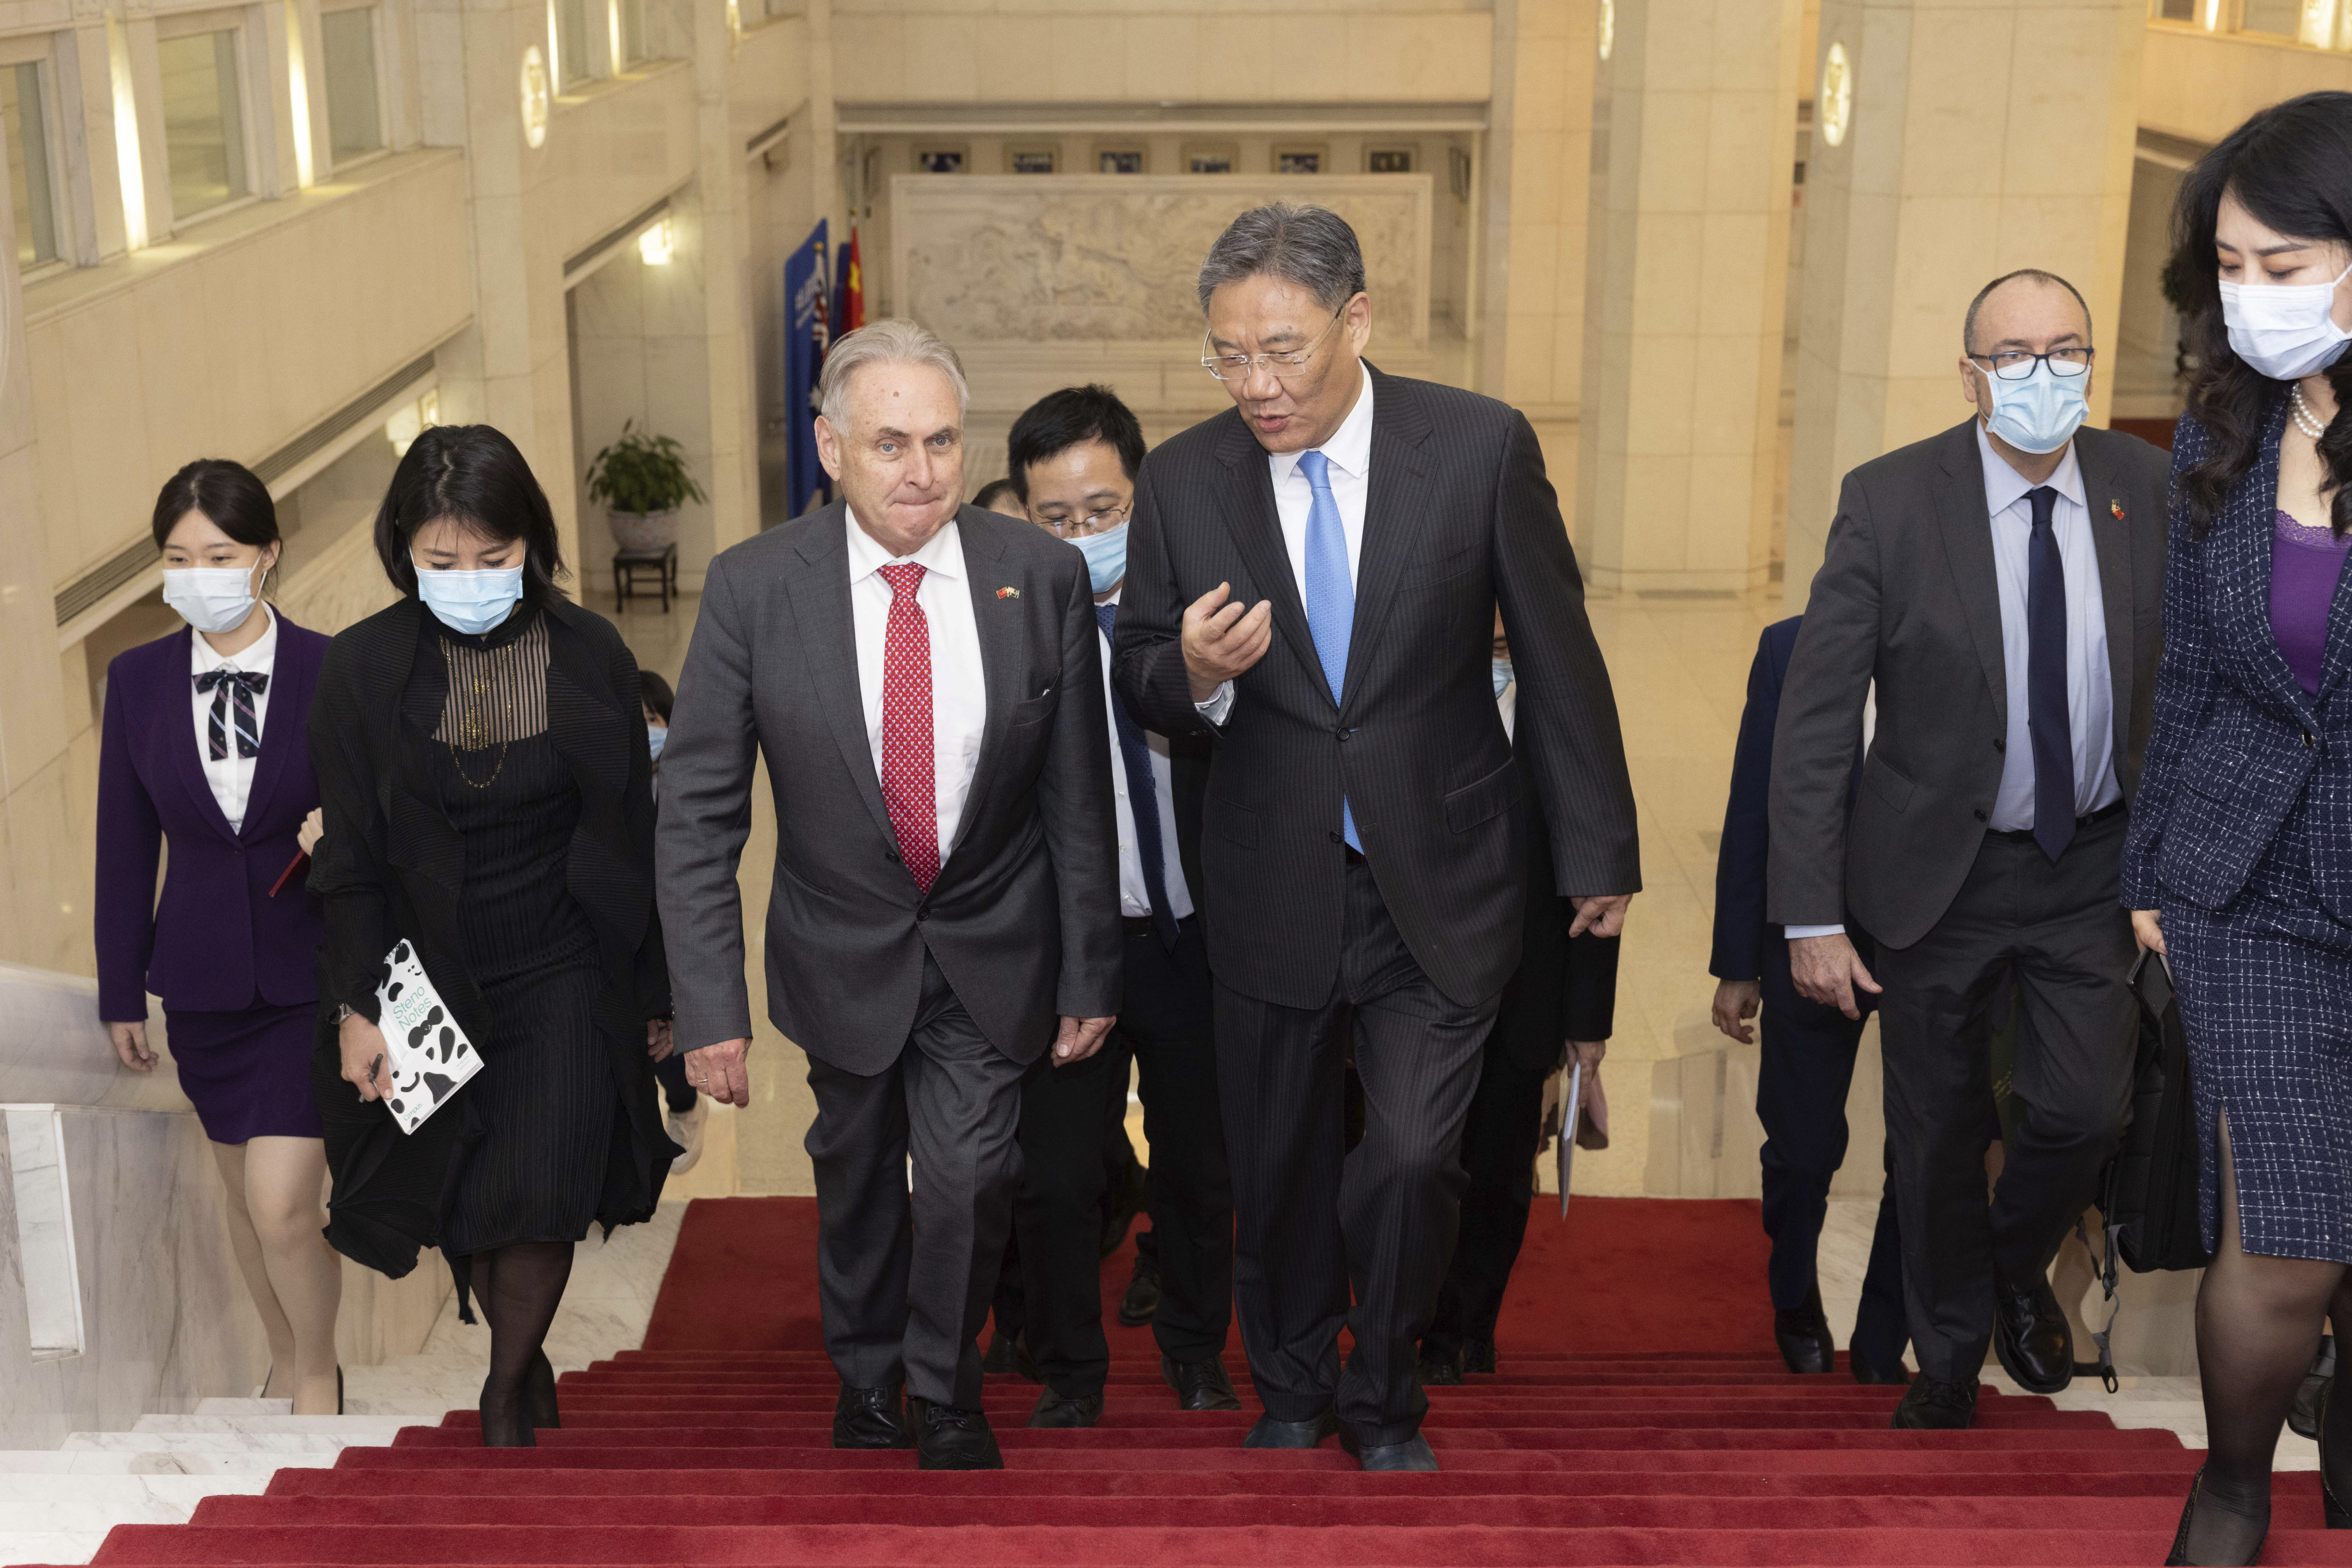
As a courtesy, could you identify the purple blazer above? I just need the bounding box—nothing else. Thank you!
[94,612,330,1021]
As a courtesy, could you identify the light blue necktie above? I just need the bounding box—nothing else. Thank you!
[1298,449,1360,852]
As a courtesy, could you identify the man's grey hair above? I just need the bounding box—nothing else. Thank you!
[1196,203,1368,315]
[1963,268,2092,354]
[818,318,970,426]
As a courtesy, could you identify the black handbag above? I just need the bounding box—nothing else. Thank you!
[2103,948,2211,1275]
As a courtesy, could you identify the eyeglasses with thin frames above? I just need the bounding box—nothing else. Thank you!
[1201,308,1349,383]
[1036,500,1132,539]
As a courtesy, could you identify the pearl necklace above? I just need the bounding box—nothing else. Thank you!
[2292,381,2330,441]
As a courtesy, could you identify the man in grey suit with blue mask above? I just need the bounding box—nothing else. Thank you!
[1770,269,2170,1430]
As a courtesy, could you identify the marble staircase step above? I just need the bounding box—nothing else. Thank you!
[0,1451,303,1476]
[129,1416,412,1438]
[58,1433,392,1457]
[188,1400,291,1418]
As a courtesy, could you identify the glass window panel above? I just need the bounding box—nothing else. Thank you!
[160,30,248,220]
[620,0,646,61]
[2241,0,2303,34]
[556,0,592,84]
[320,9,383,163]
[3,63,57,267]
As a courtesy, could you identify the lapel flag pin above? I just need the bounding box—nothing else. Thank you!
[997,586,1019,600]
[2111,500,2125,520]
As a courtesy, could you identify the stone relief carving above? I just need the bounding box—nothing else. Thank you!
[892,176,1432,347]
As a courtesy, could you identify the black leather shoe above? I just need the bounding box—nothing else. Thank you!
[981,1329,1040,1382]
[1340,1428,1439,1472]
[1118,1255,1161,1327]
[1773,1287,1835,1374]
[1242,1409,1338,1448]
[1890,1374,1978,1430]
[1416,1345,1464,1386]
[2291,1335,2335,1441]
[1028,1385,1104,1428]
[1991,1271,2073,1394]
[832,1381,914,1449]
[909,1396,1003,1469]
[2167,1463,2269,1565]
[1461,1341,1496,1375]
[1848,1342,1911,1386]
[1100,1163,1148,1258]
[2319,1380,2352,1528]
[1163,1353,1242,1411]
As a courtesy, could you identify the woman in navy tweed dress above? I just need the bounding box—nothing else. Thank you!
[2126,94,2352,1566]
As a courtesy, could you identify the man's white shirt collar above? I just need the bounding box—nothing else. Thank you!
[1269,364,1376,483]
[845,510,965,582]
[1975,420,2085,521]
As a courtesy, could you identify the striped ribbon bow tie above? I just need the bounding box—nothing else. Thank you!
[195,669,267,760]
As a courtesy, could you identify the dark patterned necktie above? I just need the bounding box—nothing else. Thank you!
[1096,603,1177,949]
[2025,485,2075,863]
[875,564,939,893]
[195,669,267,760]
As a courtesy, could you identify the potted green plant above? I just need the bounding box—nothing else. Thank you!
[585,420,707,552]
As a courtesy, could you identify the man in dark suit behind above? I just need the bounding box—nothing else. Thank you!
[1769,270,2169,1428]
[1711,615,1907,1384]
[1114,203,1640,1471]
[656,320,1123,1470]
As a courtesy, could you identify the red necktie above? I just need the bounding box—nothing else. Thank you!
[876,563,939,893]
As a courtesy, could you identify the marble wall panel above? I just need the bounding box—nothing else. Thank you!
[891,174,1432,347]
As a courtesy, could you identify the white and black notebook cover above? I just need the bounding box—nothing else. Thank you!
[374,940,482,1134]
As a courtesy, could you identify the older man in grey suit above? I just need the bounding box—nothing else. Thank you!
[1770,269,2169,1430]
[655,320,1122,1471]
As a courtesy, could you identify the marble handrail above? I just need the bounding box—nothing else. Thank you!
[0,961,193,1113]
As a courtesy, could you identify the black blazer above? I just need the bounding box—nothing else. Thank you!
[1490,752,1620,1075]
[656,503,1123,1074]
[1770,420,2170,948]
[2125,396,2352,918]
[1114,364,1640,1009]
[306,596,670,1277]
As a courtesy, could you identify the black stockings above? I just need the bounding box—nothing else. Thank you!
[2176,1116,2351,1564]
[473,1240,574,1447]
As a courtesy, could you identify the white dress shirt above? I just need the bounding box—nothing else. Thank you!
[1787,429,2119,942]
[1975,422,2120,831]
[188,604,277,834]
[1100,585,1196,922]
[845,513,989,866]
[1197,366,1377,724]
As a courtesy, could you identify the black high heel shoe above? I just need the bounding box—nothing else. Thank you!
[527,1348,561,1431]
[2320,1379,2351,1528]
[2166,1464,2268,1567]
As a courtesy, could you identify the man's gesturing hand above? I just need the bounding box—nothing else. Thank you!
[1789,933,1883,1021]
[1053,1015,1115,1065]
[686,1038,752,1107]
[1181,582,1273,704]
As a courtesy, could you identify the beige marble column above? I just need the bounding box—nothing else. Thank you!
[1783,0,2147,608]
[1573,0,1805,595]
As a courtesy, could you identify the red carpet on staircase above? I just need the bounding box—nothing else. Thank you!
[45,1195,2348,1566]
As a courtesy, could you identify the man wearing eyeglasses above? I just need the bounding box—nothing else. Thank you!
[1112,204,1639,1472]
[1770,269,2171,1430]
[985,384,1240,1430]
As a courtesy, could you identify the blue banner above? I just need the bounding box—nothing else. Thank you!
[784,220,830,517]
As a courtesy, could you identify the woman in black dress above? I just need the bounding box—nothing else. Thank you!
[309,425,675,1446]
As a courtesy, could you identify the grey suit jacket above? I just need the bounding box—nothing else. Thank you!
[1113,364,1639,1009]
[656,501,1123,1074]
[1768,419,2171,949]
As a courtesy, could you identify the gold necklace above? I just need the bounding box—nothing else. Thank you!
[444,674,508,789]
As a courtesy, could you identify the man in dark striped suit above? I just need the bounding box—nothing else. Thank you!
[1114,203,1640,1472]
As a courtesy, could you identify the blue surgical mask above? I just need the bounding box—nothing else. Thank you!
[647,724,667,762]
[1492,658,1515,698]
[414,559,524,636]
[1980,360,2088,456]
[1072,523,1129,594]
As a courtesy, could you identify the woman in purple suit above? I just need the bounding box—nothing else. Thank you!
[96,459,343,1415]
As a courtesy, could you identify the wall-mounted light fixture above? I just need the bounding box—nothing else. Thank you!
[1818,41,1853,149]
[386,389,440,456]
[520,44,550,148]
[639,217,675,265]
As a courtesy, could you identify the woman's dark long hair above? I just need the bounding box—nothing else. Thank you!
[152,459,279,551]
[372,424,567,604]
[2172,91,2352,539]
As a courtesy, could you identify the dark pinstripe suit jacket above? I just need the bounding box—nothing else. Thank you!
[2123,395,2352,917]
[1113,364,1640,1010]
